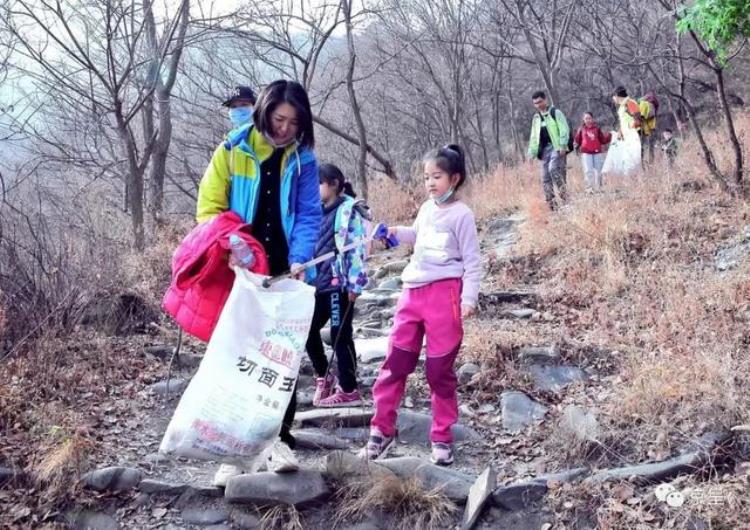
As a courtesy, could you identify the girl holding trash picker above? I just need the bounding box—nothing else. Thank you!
[361,144,481,466]
[305,163,369,408]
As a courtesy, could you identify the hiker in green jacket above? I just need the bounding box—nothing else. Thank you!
[527,90,570,210]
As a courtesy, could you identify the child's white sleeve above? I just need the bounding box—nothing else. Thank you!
[456,210,482,308]
[393,203,425,246]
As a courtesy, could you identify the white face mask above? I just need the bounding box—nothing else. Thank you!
[263,132,296,149]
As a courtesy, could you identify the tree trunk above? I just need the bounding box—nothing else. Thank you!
[713,65,743,187]
[341,0,368,199]
[149,88,173,226]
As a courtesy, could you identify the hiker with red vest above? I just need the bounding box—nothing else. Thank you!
[573,112,612,192]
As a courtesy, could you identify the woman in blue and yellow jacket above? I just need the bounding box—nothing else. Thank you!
[197,79,321,279]
[196,80,321,484]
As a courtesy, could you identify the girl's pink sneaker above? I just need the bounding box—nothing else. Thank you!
[317,388,362,408]
[313,373,337,406]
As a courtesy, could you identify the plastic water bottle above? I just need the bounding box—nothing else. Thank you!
[229,233,255,269]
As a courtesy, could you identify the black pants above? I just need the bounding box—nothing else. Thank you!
[306,289,358,392]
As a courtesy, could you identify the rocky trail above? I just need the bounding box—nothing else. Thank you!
[53,211,734,530]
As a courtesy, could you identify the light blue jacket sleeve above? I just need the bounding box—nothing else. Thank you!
[288,156,321,266]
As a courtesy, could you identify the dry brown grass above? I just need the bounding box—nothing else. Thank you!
[334,473,457,530]
[260,504,304,530]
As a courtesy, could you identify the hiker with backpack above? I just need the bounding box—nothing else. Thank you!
[526,90,571,210]
[639,91,659,164]
[306,163,369,408]
[603,86,643,176]
[573,112,612,192]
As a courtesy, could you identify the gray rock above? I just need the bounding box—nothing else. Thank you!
[325,450,396,482]
[66,511,119,530]
[356,336,389,364]
[149,377,188,396]
[360,376,377,388]
[374,260,409,279]
[559,405,600,442]
[378,277,403,290]
[462,466,497,530]
[143,452,171,465]
[397,410,479,445]
[295,407,373,428]
[478,291,535,305]
[181,508,229,525]
[501,391,548,433]
[491,468,588,511]
[297,390,314,408]
[338,519,383,530]
[333,427,370,442]
[502,308,537,319]
[205,526,232,530]
[138,478,188,495]
[477,404,496,415]
[458,363,481,385]
[225,470,330,506]
[517,345,561,365]
[492,481,547,510]
[378,456,474,503]
[177,354,203,370]
[229,509,261,529]
[587,451,715,485]
[293,429,351,450]
[82,466,142,492]
[491,506,552,530]
[144,345,172,359]
[715,226,750,271]
[522,364,587,392]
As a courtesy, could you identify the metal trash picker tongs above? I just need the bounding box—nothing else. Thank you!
[260,222,395,288]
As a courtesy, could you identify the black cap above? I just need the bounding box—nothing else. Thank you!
[222,86,256,107]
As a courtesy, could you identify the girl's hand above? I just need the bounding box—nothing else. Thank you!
[461,304,476,319]
[348,291,358,303]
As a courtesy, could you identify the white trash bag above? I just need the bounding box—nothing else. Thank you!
[602,128,641,177]
[159,268,315,466]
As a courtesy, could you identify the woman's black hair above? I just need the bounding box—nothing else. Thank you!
[423,144,467,190]
[253,80,315,149]
[319,163,357,198]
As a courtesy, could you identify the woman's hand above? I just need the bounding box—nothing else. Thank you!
[290,263,305,280]
[461,304,476,319]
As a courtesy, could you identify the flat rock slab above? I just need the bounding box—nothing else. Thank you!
[462,466,497,530]
[293,429,351,450]
[586,451,713,485]
[522,364,587,392]
[374,260,410,279]
[295,407,373,428]
[149,378,188,395]
[501,391,548,433]
[478,291,535,305]
[181,508,229,525]
[356,336,389,364]
[378,456,475,503]
[325,450,396,482]
[83,466,142,492]
[378,277,403,290]
[397,410,479,445]
[517,345,561,365]
[295,409,477,444]
[66,510,119,530]
[491,468,589,511]
[138,478,189,495]
[225,470,330,506]
[492,481,547,511]
[229,509,262,529]
[502,308,537,319]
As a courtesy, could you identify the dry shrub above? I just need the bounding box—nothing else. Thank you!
[260,504,304,530]
[334,474,456,530]
[464,163,539,221]
[367,174,420,224]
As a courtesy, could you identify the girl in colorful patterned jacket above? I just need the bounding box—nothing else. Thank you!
[361,144,481,466]
[306,163,369,408]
